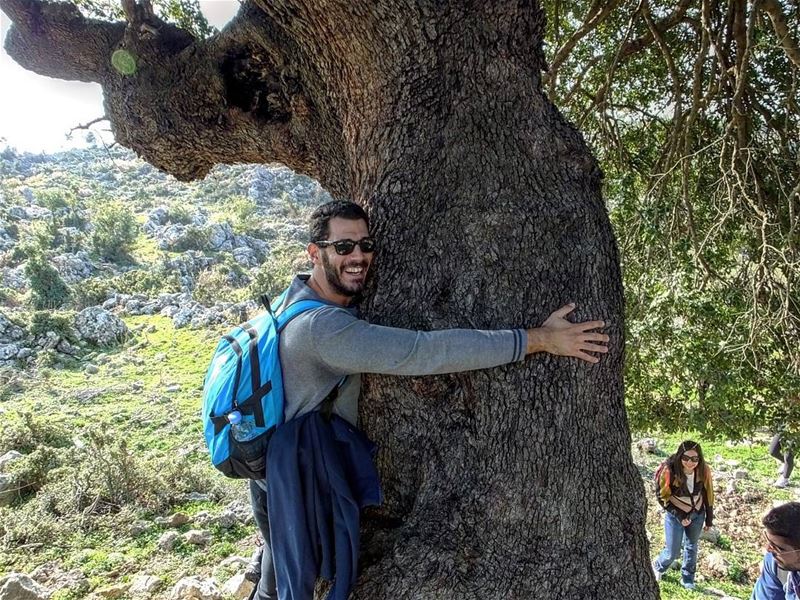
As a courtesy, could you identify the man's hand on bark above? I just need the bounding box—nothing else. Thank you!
[525,303,609,363]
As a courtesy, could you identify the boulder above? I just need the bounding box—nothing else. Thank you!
[90,582,129,599]
[169,577,221,600]
[183,529,212,545]
[51,251,94,283]
[158,531,180,551]
[700,526,721,544]
[636,438,658,454]
[74,307,128,347]
[0,573,50,600]
[221,573,253,599]
[130,575,162,596]
[0,313,25,341]
[0,266,27,291]
[704,551,730,577]
[0,450,24,471]
[0,344,20,361]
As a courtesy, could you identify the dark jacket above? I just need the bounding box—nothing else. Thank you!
[266,411,382,600]
[655,463,715,526]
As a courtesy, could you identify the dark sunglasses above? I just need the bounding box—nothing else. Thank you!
[681,454,700,463]
[315,237,376,255]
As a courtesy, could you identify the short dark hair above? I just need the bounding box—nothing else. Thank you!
[309,201,369,242]
[763,502,800,545]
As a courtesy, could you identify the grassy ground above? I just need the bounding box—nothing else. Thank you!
[0,315,796,598]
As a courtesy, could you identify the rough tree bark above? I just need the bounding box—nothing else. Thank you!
[2,1,659,597]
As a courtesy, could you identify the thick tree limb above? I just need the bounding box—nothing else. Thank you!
[759,0,800,70]
[1,0,347,188]
[2,0,125,82]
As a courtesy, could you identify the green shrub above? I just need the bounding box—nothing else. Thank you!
[25,252,71,309]
[193,264,248,306]
[71,277,112,310]
[29,310,78,343]
[172,226,210,251]
[167,204,194,225]
[247,244,305,301]
[110,266,182,296]
[91,201,138,262]
[0,412,72,455]
[225,195,265,238]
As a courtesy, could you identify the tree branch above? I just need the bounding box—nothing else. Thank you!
[2,0,126,82]
[759,0,800,70]
[1,0,347,189]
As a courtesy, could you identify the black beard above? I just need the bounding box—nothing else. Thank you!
[321,251,368,298]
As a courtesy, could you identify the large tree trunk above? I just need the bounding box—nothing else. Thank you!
[2,1,658,597]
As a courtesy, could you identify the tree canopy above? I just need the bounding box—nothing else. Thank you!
[540,0,800,438]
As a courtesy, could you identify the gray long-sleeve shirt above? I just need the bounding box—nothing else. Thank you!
[276,275,526,425]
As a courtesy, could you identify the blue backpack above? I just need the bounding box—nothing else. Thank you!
[201,291,326,479]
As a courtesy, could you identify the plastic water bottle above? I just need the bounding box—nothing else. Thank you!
[227,410,257,442]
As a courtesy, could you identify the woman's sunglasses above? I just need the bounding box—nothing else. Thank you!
[681,454,700,463]
[315,237,376,256]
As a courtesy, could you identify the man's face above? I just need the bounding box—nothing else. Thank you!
[313,217,373,298]
[764,530,800,570]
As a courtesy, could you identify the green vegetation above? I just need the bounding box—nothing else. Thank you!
[90,201,138,262]
[545,0,800,441]
[25,251,72,310]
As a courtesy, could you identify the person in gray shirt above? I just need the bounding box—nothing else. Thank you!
[249,200,610,600]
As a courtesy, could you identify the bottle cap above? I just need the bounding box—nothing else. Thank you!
[227,410,242,425]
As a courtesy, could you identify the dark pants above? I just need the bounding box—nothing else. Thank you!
[770,434,795,478]
[249,480,278,600]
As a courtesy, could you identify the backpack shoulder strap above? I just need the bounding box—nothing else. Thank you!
[275,299,330,331]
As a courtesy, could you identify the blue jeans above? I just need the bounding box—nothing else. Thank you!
[654,510,705,584]
[249,480,278,600]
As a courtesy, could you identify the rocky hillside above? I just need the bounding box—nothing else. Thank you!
[0,145,331,368]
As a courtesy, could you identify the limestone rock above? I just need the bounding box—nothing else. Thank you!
[74,307,129,347]
[700,526,721,544]
[0,573,50,600]
[130,520,151,536]
[130,575,162,595]
[169,577,221,600]
[0,450,23,471]
[90,582,129,599]
[158,531,180,551]
[183,529,212,545]
[155,512,191,527]
[704,551,730,577]
[221,573,253,599]
[636,438,658,454]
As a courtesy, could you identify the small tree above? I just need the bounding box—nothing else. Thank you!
[90,201,138,262]
[25,252,71,310]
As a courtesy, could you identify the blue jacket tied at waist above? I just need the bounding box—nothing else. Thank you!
[266,411,382,600]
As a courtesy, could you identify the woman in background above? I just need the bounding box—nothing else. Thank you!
[652,440,715,590]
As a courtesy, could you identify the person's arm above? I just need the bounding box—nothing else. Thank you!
[703,468,715,527]
[305,304,608,377]
[750,553,787,600]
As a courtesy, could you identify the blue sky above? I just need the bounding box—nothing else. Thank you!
[0,0,239,153]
